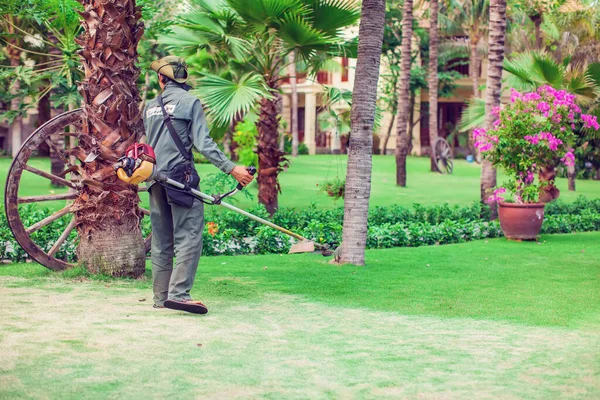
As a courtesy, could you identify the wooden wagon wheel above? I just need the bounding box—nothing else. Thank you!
[4,109,152,271]
[432,137,454,174]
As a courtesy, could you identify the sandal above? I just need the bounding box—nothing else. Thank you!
[164,299,208,314]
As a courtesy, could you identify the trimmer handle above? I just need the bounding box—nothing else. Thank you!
[236,166,257,190]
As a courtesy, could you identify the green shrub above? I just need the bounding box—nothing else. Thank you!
[233,118,258,167]
[3,197,600,262]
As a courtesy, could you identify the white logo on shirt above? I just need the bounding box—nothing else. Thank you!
[146,104,176,118]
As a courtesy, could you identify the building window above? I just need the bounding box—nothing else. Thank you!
[446,58,469,76]
[317,71,330,84]
[341,57,349,82]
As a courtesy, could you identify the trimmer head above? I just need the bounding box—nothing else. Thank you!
[289,240,315,254]
[289,241,334,257]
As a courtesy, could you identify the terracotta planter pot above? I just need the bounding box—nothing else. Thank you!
[498,202,545,240]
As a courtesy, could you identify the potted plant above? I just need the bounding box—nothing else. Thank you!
[319,176,346,200]
[475,85,599,240]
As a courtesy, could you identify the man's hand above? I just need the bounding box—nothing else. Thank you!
[230,166,255,187]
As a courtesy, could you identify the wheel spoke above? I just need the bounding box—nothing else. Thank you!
[24,165,78,189]
[18,192,79,204]
[25,206,72,234]
[48,218,77,257]
[44,138,68,163]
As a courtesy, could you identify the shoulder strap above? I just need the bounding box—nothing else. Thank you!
[156,95,192,161]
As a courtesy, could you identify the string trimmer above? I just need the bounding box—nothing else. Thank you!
[114,143,333,256]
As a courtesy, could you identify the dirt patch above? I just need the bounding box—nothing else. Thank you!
[1,276,599,399]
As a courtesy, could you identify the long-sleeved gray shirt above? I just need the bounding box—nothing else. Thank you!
[143,82,235,186]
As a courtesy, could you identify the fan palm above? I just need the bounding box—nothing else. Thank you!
[448,0,490,98]
[163,0,360,214]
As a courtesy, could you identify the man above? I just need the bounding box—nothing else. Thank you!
[143,56,254,314]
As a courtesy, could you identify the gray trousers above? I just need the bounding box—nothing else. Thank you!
[149,184,204,306]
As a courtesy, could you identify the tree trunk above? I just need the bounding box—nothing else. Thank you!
[75,0,146,277]
[428,0,439,172]
[288,51,299,157]
[567,165,576,191]
[407,92,416,153]
[381,102,397,155]
[532,15,543,49]
[339,0,385,266]
[480,0,507,220]
[39,87,65,187]
[257,78,286,215]
[394,0,414,187]
[470,38,480,98]
[7,18,22,158]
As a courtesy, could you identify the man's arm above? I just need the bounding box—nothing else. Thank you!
[189,100,236,174]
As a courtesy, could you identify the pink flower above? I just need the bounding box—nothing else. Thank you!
[510,88,522,103]
[537,101,550,114]
[523,92,541,102]
[488,187,506,203]
[473,127,496,152]
[524,135,540,145]
[491,106,501,118]
[561,151,575,166]
[525,171,534,184]
[581,114,600,130]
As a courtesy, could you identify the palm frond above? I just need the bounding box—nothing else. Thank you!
[192,72,271,127]
[458,97,486,132]
[503,51,565,91]
[302,0,360,37]
[227,0,307,29]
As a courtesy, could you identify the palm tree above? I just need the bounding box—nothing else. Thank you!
[428,0,440,172]
[481,0,508,219]
[395,0,414,186]
[288,50,299,157]
[168,0,360,215]
[73,0,146,276]
[339,0,386,266]
[451,0,490,98]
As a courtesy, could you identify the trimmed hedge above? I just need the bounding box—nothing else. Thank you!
[1,197,600,262]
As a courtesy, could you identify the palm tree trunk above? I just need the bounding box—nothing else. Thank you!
[470,38,480,98]
[75,0,146,277]
[38,86,65,187]
[481,0,507,220]
[381,100,397,155]
[257,78,286,215]
[407,91,416,153]
[532,15,543,49]
[567,165,576,191]
[339,0,385,266]
[395,0,414,187]
[428,0,439,171]
[288,51,299,157]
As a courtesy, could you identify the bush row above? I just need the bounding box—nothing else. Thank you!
[2,198,600,262]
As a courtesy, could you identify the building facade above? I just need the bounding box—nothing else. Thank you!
[280,55,489,157]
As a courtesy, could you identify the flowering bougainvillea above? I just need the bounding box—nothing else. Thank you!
[476,85,600,203]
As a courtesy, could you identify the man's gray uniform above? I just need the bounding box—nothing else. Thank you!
[143,81,235,306]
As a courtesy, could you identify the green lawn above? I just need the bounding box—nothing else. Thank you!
[3,155,600,213]
[1,233,599,398]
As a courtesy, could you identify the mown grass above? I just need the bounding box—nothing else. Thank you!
[3,232,599,328]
